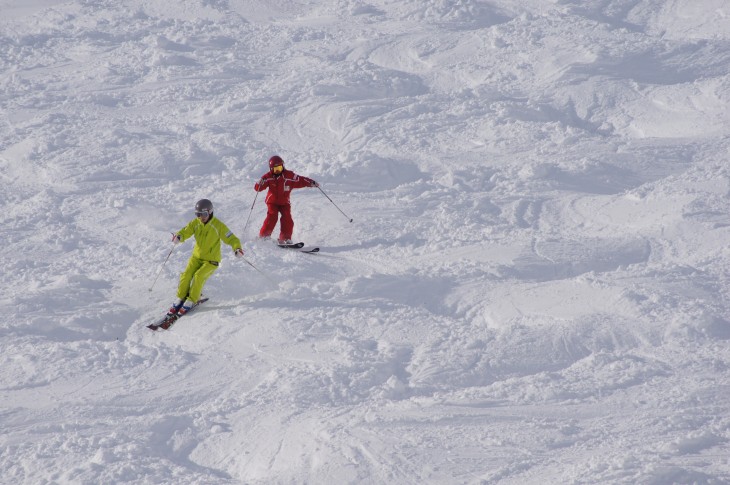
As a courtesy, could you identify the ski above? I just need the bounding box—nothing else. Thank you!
[277,242,319,253]
[147,298,209,331]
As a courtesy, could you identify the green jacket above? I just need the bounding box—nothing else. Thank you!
[178,216,241,262]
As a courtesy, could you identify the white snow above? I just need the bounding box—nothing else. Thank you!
[1,0,729,483]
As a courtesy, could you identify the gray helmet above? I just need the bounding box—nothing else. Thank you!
[194,198,213,218]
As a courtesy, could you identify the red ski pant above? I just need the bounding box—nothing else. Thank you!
[259,203,294,240]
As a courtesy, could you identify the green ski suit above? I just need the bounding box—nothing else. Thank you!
[175,216,242,303]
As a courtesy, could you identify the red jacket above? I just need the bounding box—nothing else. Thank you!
[254,169,314,205]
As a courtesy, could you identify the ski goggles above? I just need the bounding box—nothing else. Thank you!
[272,165,283,174]
[195,209,211,217]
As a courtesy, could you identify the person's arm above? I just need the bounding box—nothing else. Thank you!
[290,173,318,189]
[254,174,271,191]
[217,220,242,252]
[176,219,198,242]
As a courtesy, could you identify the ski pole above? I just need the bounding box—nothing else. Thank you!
[149,242,176,292]
[240,255,277,285]
[317,185,353,223]
[242,189,260,237]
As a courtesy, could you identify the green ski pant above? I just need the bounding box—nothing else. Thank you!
[177,256,218,302]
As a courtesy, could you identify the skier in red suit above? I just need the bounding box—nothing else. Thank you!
[254,155,318,244]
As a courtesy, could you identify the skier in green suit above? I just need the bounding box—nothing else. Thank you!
[167,198,244,317]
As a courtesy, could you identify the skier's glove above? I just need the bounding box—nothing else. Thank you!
[171,233,182,244]
[234,248,245,258]
[309,180,319,187]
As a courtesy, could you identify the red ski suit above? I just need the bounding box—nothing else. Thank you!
[254,169,315,241]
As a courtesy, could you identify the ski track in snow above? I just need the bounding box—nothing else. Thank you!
[1,0,730,483]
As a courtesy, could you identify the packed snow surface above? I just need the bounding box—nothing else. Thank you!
[1,0,729,483]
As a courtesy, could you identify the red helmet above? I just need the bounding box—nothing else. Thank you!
[268,155,284,170]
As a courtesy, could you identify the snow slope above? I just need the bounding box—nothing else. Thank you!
[1,0,729,483]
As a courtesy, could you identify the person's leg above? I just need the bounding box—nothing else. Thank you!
[259,204,280,238]
[177,257,203,300]
[279,204,294,241]
[187,262,218,303]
